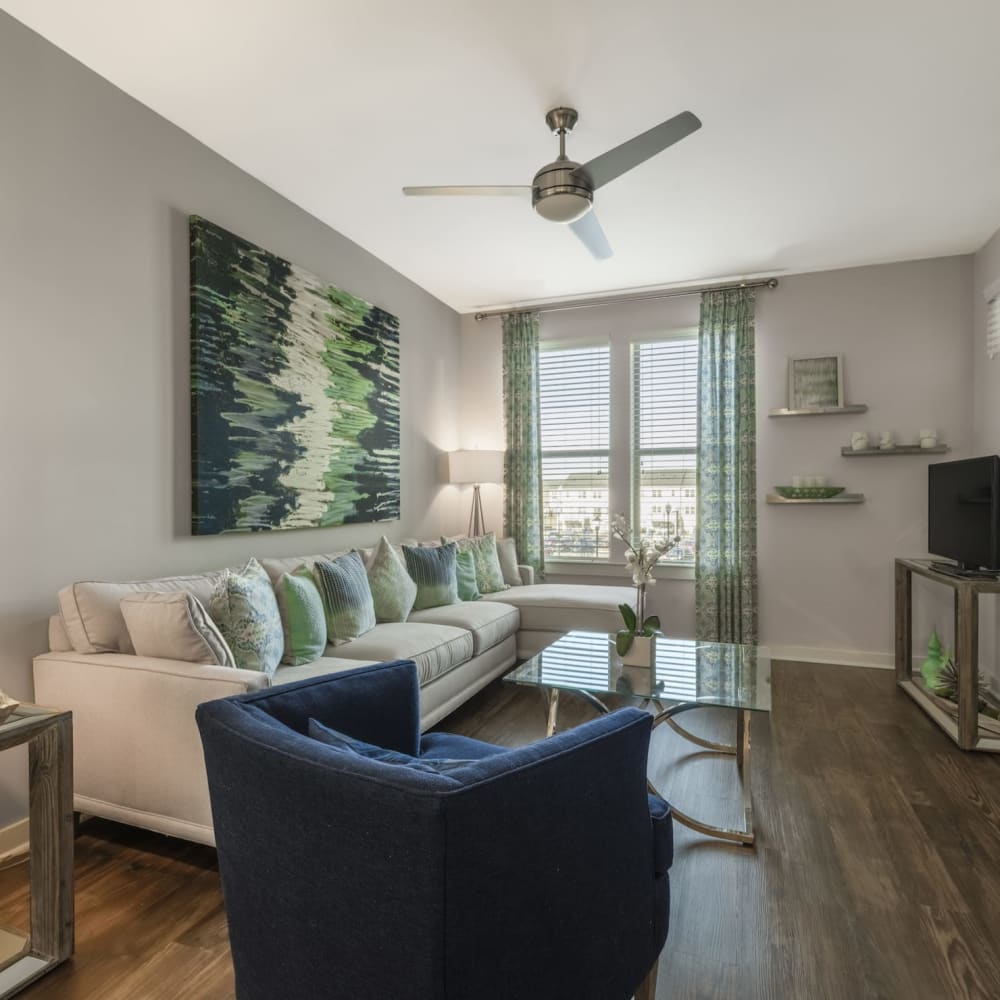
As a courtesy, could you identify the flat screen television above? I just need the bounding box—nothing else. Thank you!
[928,456,1000,573]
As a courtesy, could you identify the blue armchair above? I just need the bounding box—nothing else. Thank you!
[196,660,672,1000]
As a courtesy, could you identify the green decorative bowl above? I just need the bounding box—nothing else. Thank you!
[774,485,845,500]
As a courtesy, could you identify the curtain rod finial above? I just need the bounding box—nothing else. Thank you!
[474,312,487,322]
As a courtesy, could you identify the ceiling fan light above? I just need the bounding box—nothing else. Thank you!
[534,192,592,224]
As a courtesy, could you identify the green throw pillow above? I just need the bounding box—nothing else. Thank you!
[446,532,509,594]
[314,552,377,645]
[403,543,459,611]
[366,536,417,622]
[275,567,327,665]
[456,549,480,602]
[210,558,284,675]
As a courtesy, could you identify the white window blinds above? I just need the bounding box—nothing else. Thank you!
[539,345,610,560]
[631,338,698,562]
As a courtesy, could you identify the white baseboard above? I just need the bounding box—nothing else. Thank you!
[0,818,29,864]
[768,645,894,670]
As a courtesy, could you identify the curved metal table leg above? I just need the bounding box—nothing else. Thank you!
[541,687,610,736]
[650,702,755,846]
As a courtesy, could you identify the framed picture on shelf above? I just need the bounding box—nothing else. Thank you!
[787,354,844,410]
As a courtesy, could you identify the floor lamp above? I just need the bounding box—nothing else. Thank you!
[448,450,505,537]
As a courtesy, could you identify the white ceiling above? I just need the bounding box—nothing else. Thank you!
[7,0,1000,312]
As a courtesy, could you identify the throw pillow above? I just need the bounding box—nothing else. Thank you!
[274,568,328,666]
[455,549,481,602]
[119,591,235,666]
[313,551,377,644]
[308,719,473,775]
[447,533,508,594]
[495,537,523,587]
[403,542,459,610]
[365,536,417,622]
[209,559,284,675]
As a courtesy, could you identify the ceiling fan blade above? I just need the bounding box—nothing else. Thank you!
[576,111,702,190]
[570,211,613,260]
[402,185,531,196]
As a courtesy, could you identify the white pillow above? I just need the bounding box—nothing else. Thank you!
[120,592,235,666]
[57,569,226,654]
[495,537,522,587]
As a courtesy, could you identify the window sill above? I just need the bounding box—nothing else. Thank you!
[544,559,695,582]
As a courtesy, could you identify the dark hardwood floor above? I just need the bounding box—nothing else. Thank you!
[3,662,1000,999]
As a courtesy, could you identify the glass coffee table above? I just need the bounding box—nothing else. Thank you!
[505,630,771,846]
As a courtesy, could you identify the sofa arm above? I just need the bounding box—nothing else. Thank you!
[517,564,535,586]
[33,652,269,843]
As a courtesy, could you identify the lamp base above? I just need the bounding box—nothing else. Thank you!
[468,484,487,538]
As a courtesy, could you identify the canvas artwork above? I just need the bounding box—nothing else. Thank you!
[190,217,400,535]
[787,354,843,410]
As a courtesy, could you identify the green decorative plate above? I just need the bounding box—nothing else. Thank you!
[774,485,845,500]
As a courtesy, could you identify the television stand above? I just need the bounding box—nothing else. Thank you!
[895,558,1000,752]
[929,561,1000,581]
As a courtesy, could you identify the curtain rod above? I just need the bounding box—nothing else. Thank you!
[472,277,779,321]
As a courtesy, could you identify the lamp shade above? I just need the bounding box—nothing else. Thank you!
[447,450,504,485]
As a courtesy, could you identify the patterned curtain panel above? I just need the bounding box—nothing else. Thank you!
[695,288,759,644]
[501,311,545,576]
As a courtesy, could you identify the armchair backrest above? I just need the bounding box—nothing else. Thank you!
[197,662,662,1000]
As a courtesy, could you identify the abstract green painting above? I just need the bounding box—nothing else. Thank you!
[189,217,400,535]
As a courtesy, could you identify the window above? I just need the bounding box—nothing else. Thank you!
[631,338,698,563]
[539,345,610,560]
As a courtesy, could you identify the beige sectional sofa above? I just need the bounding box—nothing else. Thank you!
[33,546,633,846]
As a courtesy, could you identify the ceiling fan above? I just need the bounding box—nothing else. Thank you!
[402,107,701,260]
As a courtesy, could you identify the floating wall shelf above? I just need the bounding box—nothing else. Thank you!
[766,493,865,505]
[841,445,950,457]
[768,404,869,417]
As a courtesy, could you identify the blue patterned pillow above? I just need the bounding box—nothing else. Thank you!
[308,719,473,775]
[313,552,376,644]
[210,558,284,675]
[403,542,458,610]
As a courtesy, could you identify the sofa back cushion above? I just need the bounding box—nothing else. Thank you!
[120,591,235,666]
[259,551,349,584]
[58,568,227,654]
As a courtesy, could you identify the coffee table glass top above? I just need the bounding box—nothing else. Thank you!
[506,630,771,713]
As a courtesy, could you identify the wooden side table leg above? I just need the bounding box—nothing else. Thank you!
[956,586,979,750]
[28,714,74,963]
[895,561,912,684]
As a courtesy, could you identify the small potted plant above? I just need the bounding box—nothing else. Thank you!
[611,512,682,666]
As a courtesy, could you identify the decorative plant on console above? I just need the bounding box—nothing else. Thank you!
[611,511,682,666]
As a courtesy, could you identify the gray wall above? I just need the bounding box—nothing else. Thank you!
[460,256,974,664]
[0,14,462,827]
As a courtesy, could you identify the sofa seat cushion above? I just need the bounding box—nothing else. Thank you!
[272,656,380,686]
[478,584,635,634]
[407,602,519,656]
[330,623,474,684]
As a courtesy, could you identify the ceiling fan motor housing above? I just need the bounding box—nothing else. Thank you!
[532,160,593,223]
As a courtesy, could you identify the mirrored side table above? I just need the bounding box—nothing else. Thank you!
[0,705,73,996]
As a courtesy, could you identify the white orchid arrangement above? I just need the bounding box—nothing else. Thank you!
[611,511,682,655]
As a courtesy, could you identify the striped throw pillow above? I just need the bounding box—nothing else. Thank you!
[403,542,459,611]
[313,552,376,645]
